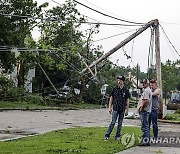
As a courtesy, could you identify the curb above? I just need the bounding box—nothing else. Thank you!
[158,119,180,124]
[0,108,78,111]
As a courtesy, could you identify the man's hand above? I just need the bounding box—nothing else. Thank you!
[109,109,112,114]
[125,109,128,116]
[138,106,143,113]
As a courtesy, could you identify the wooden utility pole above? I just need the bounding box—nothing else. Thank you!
[154,19,163,118]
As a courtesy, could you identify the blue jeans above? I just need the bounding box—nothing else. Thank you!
[140,111,150,143]
[149,109,158,139]
[105,110,125,138]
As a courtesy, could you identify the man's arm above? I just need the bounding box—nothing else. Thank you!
[152,88,160,96]
[108,96,113,114]
[125,98,129,116]
[142,99,149,109]
[139,99,148,112]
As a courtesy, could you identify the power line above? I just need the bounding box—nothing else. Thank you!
[93,29,136,42]
[0,46,55,52]
[81,21,141,26]
[52,51,99,84]
[0,13,58,22]
[0,13,142,27]
[147,27,155,79]
[160,24,180,57]
[82,0,141,25]
[0,45,100,84]
[72,0,144,25]
[51,0,139,29]
[128,37,136,68]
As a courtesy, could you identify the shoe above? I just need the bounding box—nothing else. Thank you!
[138,142,150,146]
[115,137,120,140]
[104,137,110,141]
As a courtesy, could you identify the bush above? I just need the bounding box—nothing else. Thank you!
[164,113,179,121]
[24,94,44,105]
[4,87,26,101]
[174,109,180,114]
[0,77,14,98]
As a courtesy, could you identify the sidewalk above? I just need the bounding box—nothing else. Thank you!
[117,146,180,154]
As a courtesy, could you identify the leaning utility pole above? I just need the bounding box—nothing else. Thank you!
[82,19,157,73]
[81,19,163,118]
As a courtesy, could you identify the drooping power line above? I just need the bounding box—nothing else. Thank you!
[160,24,180,57]
[72,0,144,25]
[0,13,142,27]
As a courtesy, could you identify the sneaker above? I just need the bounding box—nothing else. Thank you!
[138,142,150,146]
[104,137,110,141]
[115,137,120,140]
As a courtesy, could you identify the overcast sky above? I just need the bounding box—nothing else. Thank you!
[33,0,180,72]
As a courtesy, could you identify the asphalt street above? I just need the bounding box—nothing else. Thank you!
[0,108,179,153]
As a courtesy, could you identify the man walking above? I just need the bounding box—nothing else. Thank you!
[149,79,161,140]
[104,75,130,140]
[137,79,152,146]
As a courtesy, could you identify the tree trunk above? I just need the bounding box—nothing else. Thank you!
[78,79,90,102]
[17,60,25,87]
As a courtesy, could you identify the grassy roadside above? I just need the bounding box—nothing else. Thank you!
[0,126,141,154]
[163,109,180,122]
[0,101,100,110]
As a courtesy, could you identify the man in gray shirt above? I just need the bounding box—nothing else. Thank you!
[137,79,152,146]
[149,79,161,140]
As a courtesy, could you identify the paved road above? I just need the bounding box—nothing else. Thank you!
[0,108,179,153]
[0,108,140,140]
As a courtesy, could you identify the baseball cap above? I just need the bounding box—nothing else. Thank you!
[140,79,149,84]
[117,75,125,81]
[150,79,157,83]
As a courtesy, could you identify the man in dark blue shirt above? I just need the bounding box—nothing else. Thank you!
[105,75,130,140]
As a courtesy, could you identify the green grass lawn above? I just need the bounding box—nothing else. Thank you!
[0,101,100,110]
[0,126,141,154]
[163,109,180,122]
[164,113,180,121]
[0,101,49,109]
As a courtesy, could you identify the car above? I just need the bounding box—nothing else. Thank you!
[167,91,180,110]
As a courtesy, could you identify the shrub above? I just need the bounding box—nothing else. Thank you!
[24,94,44,105]
[0,77,14,98]
[5,87,26,101]
[164,114,179,120]
[174,109,180,114]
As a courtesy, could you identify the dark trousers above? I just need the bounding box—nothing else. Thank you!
[149,109,158,139]
[140,111,150,143]
[105,110,125,138]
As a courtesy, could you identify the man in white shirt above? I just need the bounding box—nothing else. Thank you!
[137,79,152,146]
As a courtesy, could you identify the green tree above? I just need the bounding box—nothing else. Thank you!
[35,0,104,103]
[161,60,180,98]
[0,0,47,86]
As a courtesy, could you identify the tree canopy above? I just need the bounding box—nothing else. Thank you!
[0,0,179,104]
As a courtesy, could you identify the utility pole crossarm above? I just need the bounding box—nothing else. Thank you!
[82,19,158,73]
[77,52,95,77]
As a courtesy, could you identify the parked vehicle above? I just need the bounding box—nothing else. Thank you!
[167,91,180,110]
